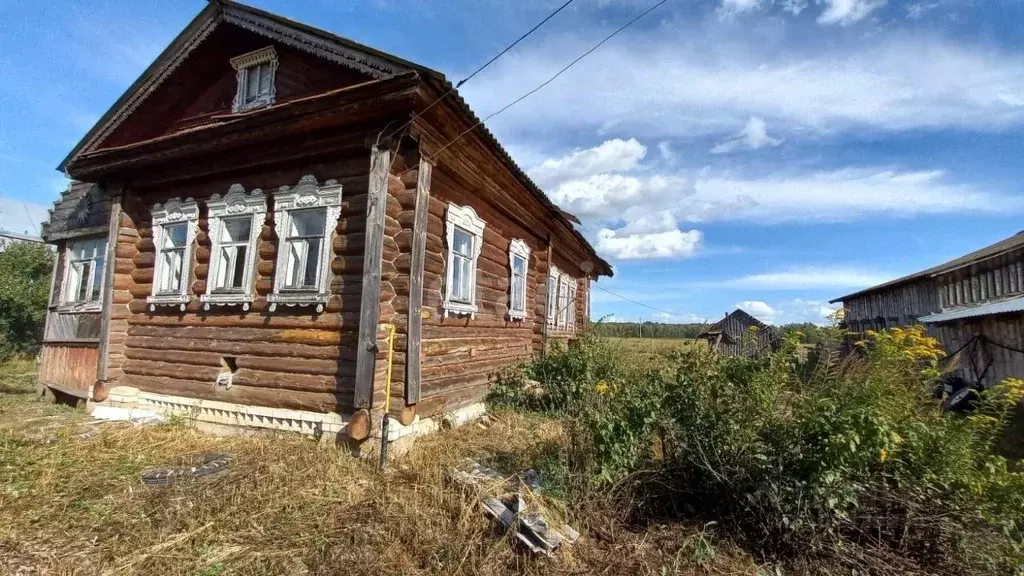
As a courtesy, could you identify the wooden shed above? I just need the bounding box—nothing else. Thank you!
[38,0,612,444]
[831,231,1024,388]
[698,309,780,357]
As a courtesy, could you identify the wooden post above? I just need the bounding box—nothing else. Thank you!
[96,184,123,384]
[405,158,432,405]
[354,146,391,409]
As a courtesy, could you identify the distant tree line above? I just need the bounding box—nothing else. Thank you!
[592,321,709,340]
[592,319,833,344]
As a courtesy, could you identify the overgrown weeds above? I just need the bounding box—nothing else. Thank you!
[491,326,1024,575]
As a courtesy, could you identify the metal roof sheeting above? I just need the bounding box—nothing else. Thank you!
[918,295,1024,324]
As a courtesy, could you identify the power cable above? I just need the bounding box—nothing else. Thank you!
[591,282,693,319]
[416,0,673,169]
[383,0,577,142]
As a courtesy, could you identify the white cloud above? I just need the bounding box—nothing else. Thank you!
[462,32,1024,140]
[782,0,808,14]
[736,300,776,318]
[735,299,841,324]
[532,139,1022,227]
[595,228,703,260]
[719,0,765,17]
[720,266,894,290]
[529,138,647,191]
[710,116,783,154]
[657,141,675,162]
[817,0,886,25]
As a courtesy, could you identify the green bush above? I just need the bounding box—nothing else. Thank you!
[494,326,1024,574]
[0,243,53,362]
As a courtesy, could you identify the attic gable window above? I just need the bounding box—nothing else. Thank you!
[230,46,278,113]
[269,175,342,313]
[443,203,486,318]
[508,239,531,321]
[148,198,199,311]
[201,185,267,311]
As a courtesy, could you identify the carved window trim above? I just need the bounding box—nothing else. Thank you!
[201,185,267,311]
[557,275,570,330]
[546,266,560,328]
[230,46,279,113]
[443,203,486,318]
[148,197,199,311]
[567,279,578,331]
[508,239,531,321]
[269,175,342,313]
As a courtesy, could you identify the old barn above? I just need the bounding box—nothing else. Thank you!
[832,231,1024,389]
[38,0,611,445]
[698,309,780,357]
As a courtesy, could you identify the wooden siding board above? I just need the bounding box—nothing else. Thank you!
[354,145,390,408]
[406,158,431,404]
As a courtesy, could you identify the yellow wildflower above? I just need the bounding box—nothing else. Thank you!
[880,449,888,463]
[595,380,611,395]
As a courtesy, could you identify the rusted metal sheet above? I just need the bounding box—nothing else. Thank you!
[39,343,99,397]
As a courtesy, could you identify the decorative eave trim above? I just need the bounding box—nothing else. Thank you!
[201,184,267,311]
[222,6,403,79]
[72,15,220,163]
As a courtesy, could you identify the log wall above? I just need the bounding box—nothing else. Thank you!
[393,156,591,419]
[112,150,371,414]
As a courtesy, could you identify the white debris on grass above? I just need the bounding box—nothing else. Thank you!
[91,405,165,424]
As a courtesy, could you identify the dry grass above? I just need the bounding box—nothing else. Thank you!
[0,361,763,576]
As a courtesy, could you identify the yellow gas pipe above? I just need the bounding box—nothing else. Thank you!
[378,323,397,469]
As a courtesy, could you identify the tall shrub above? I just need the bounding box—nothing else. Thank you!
[0,243,53,361]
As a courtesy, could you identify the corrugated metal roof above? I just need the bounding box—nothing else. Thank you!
[918,295,1024,324]
[831,230,1024,304]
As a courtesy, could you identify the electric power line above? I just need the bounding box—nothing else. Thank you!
[417,0,673,169]
[591,282,688,319]
[383,0,578,143]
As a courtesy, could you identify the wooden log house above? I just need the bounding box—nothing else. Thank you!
[831,231,1024,389]
[38,0,612,443]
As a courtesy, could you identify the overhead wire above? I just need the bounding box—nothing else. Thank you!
[382,0,578,143]
[412,0,673,171]
[591,282,694,320]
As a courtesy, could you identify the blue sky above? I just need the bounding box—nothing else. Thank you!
[2,0,1024,325]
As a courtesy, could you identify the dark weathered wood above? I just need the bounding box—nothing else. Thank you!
[406,158,432,404]
[96,186,123,384]
[354,145,391,408]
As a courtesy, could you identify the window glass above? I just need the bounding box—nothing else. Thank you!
[285,209,326,290]
[511,255,526,312]
[453,228,472,257]
[258,63,272,94]
[220,217,251,243]
[164,223,187,248]
[245,67,260,102]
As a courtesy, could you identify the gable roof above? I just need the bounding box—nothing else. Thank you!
[700,308,776,337]
[59,0,612,276]
[830,230,1024,304]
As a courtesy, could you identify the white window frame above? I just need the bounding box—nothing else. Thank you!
[567,279,578,331]
[201,184,267,311]
[557,274,570,330]
[230,46,279,113]
[546,266,560,329]
[508,239,531,321]
[269,175,342,313]
[61,236,108,312]
[443,203,486,318]
[147,197,199,311]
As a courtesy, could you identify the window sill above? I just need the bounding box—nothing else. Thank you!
[200,292,254,311]
[268,291,329,313]
[508,310,527,321]
[443,301,478,319]
[56,303,102,314]
[147,294,190,312]
[232,96,274,114]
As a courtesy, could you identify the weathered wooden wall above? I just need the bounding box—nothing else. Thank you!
[38,343,99,396]
[934,315,1024,388]
[706,310,778,357]
[111,151,371,414]
[844,279,940,332]
[936,248,1024,310]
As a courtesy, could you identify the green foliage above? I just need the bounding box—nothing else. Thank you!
[0,243,53,362]
[494,326,1024,574]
